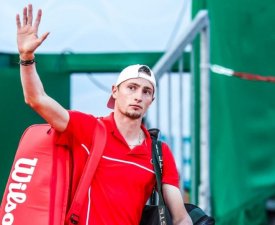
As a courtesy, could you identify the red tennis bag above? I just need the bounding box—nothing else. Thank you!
[0,124,71,225]
[0,120,106,225]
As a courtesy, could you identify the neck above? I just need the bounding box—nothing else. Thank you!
[113,112,144,146]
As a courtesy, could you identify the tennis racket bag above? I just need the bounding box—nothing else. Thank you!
[0,124,71,225]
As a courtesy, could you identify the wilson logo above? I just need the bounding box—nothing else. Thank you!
[2,158,38,225]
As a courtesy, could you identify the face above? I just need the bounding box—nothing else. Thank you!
[112,78,154,120]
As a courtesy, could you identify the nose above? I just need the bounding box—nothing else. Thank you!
[134,90,143,102]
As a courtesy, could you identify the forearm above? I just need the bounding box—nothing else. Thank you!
[19,54,46,107]
[163,185,193,225]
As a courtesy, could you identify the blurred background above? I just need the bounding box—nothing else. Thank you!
[1,1,275,224]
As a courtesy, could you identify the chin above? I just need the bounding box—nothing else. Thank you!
[125,111,142,120]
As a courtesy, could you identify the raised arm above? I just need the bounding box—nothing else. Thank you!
[163,184,193,225]
[17,4,69,132]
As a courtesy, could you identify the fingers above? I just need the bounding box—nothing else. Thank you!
[39,32,50,43]
[20,4,35,26]
[16,14,21,29]
[33,9,42,31]
[27,4,33,25]
[22,6,27,25]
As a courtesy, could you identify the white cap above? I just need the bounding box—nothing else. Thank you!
[107,64,156,109]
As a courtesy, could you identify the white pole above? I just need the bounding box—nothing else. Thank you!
[198,22,211,215]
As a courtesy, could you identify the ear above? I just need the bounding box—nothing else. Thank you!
[111,85,118,100]
[147,96,155,108]
[149,97,155,106]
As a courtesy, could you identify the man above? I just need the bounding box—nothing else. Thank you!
[16,4,193,225]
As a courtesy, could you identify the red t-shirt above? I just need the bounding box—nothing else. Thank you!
[62,110,179,225]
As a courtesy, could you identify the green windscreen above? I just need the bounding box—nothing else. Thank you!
[193,0,275,224]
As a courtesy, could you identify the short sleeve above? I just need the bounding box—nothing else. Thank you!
[161,142,180,188]
[57,110,97,149]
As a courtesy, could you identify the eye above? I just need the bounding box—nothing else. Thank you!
[128,85,136,91]
[143,89,153,96]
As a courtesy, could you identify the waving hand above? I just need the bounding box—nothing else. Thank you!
[16,4,49,59]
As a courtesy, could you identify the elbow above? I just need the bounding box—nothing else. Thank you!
[24,96,35,108]
[24,96,31,106]
[24,95,43,110]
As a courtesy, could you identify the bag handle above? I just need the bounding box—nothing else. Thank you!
[66,119,107,225]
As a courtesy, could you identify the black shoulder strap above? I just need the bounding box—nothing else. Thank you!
[148,129,163,171]
[148,129,165,205]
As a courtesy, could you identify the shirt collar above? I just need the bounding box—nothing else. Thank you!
[102,113,152,155]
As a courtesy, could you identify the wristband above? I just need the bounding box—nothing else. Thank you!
[19,58,36,66]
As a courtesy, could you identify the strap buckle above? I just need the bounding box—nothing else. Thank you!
[70,214,80,224]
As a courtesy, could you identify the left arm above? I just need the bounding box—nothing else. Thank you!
[162,184,193,225]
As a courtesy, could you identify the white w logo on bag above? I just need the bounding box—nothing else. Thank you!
[2,158,38,225]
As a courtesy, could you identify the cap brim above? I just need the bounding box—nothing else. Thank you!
[107,95,115,109]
